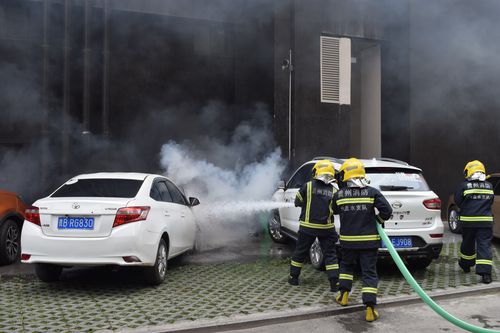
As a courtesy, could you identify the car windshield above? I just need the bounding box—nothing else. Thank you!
[365,167,430,191]
[51,179,143,198]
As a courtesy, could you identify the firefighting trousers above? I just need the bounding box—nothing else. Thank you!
[339,248,378,305]
[290,230,339,281]
[459,227,493,275]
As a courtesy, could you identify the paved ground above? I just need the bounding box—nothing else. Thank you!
[224,291,500,333]
[0,232,499,333]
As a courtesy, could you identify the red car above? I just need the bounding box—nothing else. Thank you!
[0,190,29,265]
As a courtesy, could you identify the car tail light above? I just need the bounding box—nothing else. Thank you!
[25,207,41,226]
[423,198,441,210]
[21,254,31,261]
[113,206,150,228]
[430,233,443,238]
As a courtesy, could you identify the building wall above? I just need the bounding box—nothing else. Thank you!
[0,0,276,199]
[408,0,500,201]
[273,0,411,169]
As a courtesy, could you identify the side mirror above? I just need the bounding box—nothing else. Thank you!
[189,197,200,207]
[277,180,285,190]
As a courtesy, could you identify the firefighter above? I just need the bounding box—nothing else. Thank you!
[455,160,494,284]
[288,159,340,293]
[332,158,392,322]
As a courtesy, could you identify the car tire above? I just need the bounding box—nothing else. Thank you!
[448,206,462,234]
[0,219,21,265]
[309,239,326,271]
[35,264,63,282]
[406,257,433,270]
[268,210,288,244]
[144,239,168,285]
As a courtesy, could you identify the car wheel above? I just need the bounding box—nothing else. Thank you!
[268,210,288,244]
[35,264,63,282]
[0,219,21,265]
[406,257,433,270]
[448,206,462,234]
[309,239,325,271]
[144,239,168,285]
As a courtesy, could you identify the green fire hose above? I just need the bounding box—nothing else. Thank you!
[376,223,499,333]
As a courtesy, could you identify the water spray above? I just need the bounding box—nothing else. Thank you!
[377,223,500,333]
[196,201,294,220]
[192,201,293,251]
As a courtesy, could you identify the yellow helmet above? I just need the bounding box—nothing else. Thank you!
[340,158,365,181]
[312,159,335,178]
[464,160,486,178]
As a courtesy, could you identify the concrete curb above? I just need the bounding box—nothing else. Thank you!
[106,282,500,333]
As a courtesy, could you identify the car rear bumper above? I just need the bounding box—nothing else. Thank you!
[284,226,444,260]
[20,222,158,266]
[379,242,443,260]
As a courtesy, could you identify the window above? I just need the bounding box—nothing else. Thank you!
[287,164,313,189]
[157,181,173,202]
[320,36,351,105]
[150,184,162,201]
[165,180,187,205]
[52,179,143,198]
[365,168,430,192]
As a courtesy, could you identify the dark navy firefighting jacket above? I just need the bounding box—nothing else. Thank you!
[295,179,337,236]
[454,180,494,228]
[331,186,392,249]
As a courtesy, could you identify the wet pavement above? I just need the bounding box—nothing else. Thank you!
[0,222,498,333]
[224,291,500,333]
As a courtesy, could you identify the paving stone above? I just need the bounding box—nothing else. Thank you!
[0,242,499,332]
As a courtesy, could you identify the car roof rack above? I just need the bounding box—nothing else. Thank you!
[375,157,409,165]
[312,156,344,164]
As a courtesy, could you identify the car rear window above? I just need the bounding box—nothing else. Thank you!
[51,179,143,198]
[365,167,430,191]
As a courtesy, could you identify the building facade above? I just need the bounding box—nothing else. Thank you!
[1,0,500,203]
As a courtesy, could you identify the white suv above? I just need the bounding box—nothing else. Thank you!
[269,157,444,269]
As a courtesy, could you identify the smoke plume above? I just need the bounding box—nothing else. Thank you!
[159,107,289,250]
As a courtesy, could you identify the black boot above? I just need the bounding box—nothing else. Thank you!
[288,275,299,286]
[329,279,339,292]
[482,274,492,284]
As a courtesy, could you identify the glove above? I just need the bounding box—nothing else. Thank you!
[376,215,385,228]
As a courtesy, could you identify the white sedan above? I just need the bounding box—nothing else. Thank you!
[21,172,199,285]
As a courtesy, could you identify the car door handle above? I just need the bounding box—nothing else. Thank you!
[164,211,171,217]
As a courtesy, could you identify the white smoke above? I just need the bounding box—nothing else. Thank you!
[159,112,290,250]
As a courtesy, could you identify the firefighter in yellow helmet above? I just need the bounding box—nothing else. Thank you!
[455,160,494,284]
[331,158,392,322]
[289,159,340,293]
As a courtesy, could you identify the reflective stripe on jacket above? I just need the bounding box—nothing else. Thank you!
[454,180,494,228]
[295,179,337,234]
[332,186,392,249]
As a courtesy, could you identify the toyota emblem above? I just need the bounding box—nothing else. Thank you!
[391,202,403,209]
[72,203,80,209]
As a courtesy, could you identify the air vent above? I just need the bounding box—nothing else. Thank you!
[320,36,351,105]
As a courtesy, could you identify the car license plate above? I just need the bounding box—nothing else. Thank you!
[58,217,94,230]
[381,237,412,248]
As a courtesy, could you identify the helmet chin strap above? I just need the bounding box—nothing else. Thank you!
[469,172,486,181]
